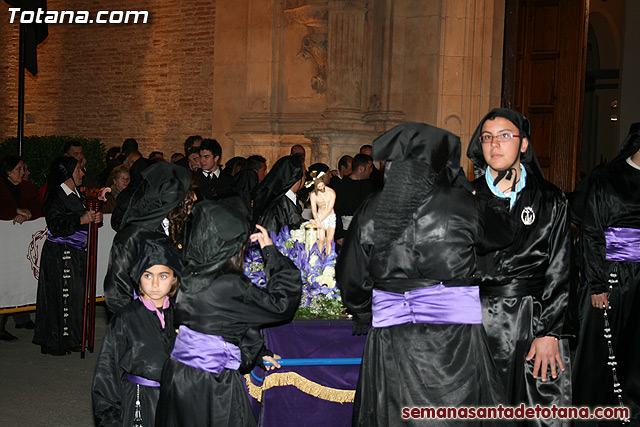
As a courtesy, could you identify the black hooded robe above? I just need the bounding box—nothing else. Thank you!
[110,157,152,232]
[156,201,302,427]
[257,195,303,233]
[252,156,304,233]
[231,168,259,218]
[33,184,88,353]
[572,124,640,421]
[92,300,176,427]
[467,109,572,426]
[337,123,512,427]
[103,162,192,315]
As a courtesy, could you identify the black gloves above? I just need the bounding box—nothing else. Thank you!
[352,319,371,336]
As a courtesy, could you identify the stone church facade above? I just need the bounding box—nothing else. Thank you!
[1,0,505,171]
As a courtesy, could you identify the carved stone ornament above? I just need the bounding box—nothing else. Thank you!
[297,32,327,94]
[285,2,328,95]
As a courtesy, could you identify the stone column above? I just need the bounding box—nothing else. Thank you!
[324,0,367,120]
[304,0,377,168]
[362,0,406,132]
[436,0,505,174]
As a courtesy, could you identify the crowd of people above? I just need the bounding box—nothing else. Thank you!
[0,108,638,426]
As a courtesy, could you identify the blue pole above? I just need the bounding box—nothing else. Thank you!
[263,358,362,366]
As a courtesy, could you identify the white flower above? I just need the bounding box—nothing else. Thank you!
[309,255,320,267]
[316,274,335,288]
[290,229,305,242]
[322,266,335,278]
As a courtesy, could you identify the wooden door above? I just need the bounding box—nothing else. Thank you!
[502,0,589,192]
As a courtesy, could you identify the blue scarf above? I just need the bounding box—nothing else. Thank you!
[485,164,526,209]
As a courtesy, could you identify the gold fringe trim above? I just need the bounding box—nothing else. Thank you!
[245,374,264,401]
[244,372,355,404]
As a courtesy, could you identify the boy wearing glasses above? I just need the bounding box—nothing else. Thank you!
[467,108,571,423]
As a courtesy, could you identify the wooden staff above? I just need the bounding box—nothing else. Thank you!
[81,191,102,358]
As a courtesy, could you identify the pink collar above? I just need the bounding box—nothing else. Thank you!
[139,296,170,328]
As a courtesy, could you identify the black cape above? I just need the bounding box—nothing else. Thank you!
[470,173,572,415]
[337,123,512,426]
[231,168,259,218]
[156,246,302,427]
[573,126,640,420]
[92,299,176,427]
[252,156,304,232]
[256,195,303,233]
[33,185,88,353]
[104,162,191,314]
[156,200,302,426]
[110,157,152,232]
[467,109,572,423]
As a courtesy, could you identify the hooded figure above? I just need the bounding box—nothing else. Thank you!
[466,108,572,423]
[43,156,79,203]
[251,155,304,232]
[156,200,302,427]
[110,156,152,232]
[615,121,640,163]
[569,123,640,225]
[93,240,182,427]
[573,122,640,421]
[467,108,544,183]
[231,167,259,219]
[34,156,92,355]
[336,122,513,427]
[103,161,193,315]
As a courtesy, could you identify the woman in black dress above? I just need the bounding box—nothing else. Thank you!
[33,156,102,356]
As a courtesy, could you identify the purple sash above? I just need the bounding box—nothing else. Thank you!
[171,325,241,374]
[605,227,640,263]
[46,230,87,251]
[372,284,482,327]
[124,373,160,388]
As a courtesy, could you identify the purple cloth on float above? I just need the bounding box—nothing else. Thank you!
[372,284,482,327]
[124,373,160,387]
[252,320,367,427]
[46,230,87,251]
[605,227,640,263]
[170,325,241,374]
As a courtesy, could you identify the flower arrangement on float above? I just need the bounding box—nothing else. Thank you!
[244,221,344,319]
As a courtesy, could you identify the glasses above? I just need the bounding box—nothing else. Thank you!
[116,177,131,182]
[479,133,520,144]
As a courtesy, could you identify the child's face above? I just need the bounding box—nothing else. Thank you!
[139,265,177,308]
[480,117,528,172]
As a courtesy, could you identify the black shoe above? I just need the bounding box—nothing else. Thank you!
[15,320,35,329]
[0,331,18,341]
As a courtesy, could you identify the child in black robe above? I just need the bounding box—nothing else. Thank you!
[156,200,302,427]
[93,240,182,427]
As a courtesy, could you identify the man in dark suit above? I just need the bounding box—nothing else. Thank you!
[196,139,233,200]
